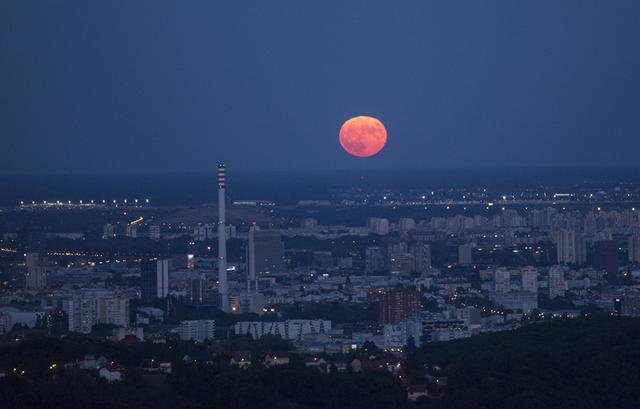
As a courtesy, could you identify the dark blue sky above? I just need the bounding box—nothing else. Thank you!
[1,1,639,174]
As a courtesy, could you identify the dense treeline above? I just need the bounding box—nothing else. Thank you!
[405,317,640,409]
[0,335,412,409]
[0,362,410,409]
[1,317,639,409]
[170,364,408,409]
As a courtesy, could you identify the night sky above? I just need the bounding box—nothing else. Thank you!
[1,1,639,174]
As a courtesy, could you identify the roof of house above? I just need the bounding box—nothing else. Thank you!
[231,351,251,361]
[183,351,213,362]
[264,352,290,359]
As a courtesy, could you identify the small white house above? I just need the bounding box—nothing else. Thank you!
[99,367,122,382]
[263,352,290,367]
[79,354,108,370]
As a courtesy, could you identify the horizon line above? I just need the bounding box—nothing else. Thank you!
[2,164,640,178]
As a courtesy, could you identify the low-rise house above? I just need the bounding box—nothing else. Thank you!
[79,354,108,370]
[230,351,252,369]
[98,367,122,382]
[182,351,214,365]
[263,352,290,367]
[304,357,326,371]
[325,360,348,373]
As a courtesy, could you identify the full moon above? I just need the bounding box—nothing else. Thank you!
[339,116,387,158]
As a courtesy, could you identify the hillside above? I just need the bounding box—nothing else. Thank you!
[406,317,640,409]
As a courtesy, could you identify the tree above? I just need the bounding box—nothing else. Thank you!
[405,336,417,354]
[361,340,378,355]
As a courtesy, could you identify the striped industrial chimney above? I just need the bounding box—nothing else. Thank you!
[217,164,229,312]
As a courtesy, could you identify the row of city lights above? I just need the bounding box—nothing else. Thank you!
[20,199,150,205]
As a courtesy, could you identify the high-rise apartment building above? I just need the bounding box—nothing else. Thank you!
[148,225,161,240]
[594,240,619,275]
[365,246,386,274]
[141,259,169,301]
[412,243,432,272]
[398,218,416,237]
[458,243,473,265]
[188,274,207,305]
[102,224,116,239]
[389,253,415,274]
[521,266,538,293]
[556,229,586,264]
[367,217,390,235]
[179,320,215,343]
[248,228,285,277]
[65,296,97,334]
[25,253,47,290]
[494,268,511,294]
[378,289,421,324]
[126,224,137,238]
[548,266,566,299]
[97,295,130,328]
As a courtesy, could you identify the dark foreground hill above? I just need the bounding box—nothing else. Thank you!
[0,317,639,409]
[406,317,640,409]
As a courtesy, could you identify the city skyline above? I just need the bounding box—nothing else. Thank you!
[2,2,640,408]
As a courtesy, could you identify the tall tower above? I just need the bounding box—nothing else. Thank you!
[247,225,258,293]
[217,164,229,312]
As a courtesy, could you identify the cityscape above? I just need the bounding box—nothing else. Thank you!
[2,1,640,409]
[2,167,640,407]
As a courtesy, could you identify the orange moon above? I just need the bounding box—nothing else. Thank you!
[339,116,387,157]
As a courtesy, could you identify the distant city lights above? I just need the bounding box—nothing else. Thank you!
[18,198,151,208]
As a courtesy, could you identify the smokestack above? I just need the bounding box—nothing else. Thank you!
[217,163,229,312]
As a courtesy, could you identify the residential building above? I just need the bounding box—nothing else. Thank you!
[378,289,421,324]
[248,228,285,276]
[179,320,216,343]
[367,217,390,235]
[412,243,431,272]
[548,266,566,299]
[365,246,386,274]
[25,253,47,290]
[141,259,169,300]
[458,244,473,265]
[494,269,511,294]
[521,266,538,293]
[235,319,331,340]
